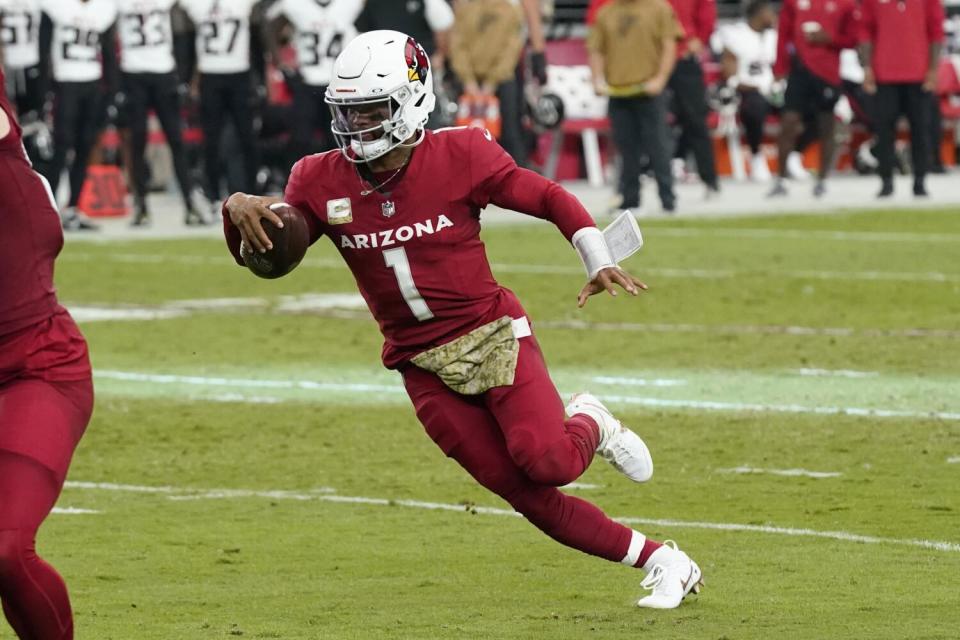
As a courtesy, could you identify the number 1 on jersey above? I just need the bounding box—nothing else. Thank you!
[383,247,434,321]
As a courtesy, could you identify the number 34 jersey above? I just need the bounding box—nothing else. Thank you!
[181,0,257,75]
[41,0,117,83]
[267,0,362,87]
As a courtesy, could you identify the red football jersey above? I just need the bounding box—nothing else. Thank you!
[224,127,595,368]
[0,66,67,338]
[774,0,860,85]
[859,0,945,84]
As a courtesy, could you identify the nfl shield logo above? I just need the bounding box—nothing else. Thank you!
[381,201,396,218]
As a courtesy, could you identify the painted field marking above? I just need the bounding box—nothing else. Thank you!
[592,376,687,387]
[62,251,960,284]
[794,368,879,378]
[563,482,602,490]
[93,370,960,422]
[52,507,101,515]
[717,466,843,479]
[947,456,960,464]
[63,480,960,554]
[650,227,960,244]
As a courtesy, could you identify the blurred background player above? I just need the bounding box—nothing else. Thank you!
[39,0,118,232]
[181,0,262,218]
[0,61,94,640]
[223,30,703,610]
[355,0,454,78]
[449,0,527,165]
[769,0,859,198]
[588,0,680,214]
[860,0,945,198]
[266,0,362,175]
[716,0,777,182]
[667,0,720,196]
[0,0,43,119]
[116,0,205,226]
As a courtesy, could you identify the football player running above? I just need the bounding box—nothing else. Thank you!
[223,31,703,609]
[0,62,94,640]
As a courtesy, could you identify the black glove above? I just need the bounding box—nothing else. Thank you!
[531,51,548,86]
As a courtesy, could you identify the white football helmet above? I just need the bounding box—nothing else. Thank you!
[325,31,436,163]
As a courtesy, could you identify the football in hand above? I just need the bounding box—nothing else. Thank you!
[241,203,311,279]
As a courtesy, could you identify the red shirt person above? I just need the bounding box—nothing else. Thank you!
[859,0,945,196]
[0,63,93,640]
[223,31,705,609]
[768,0,859,197]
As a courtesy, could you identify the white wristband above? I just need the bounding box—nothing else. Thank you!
[571,226,616,279]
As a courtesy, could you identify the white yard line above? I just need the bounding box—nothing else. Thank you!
[51,507,101,515]
[592,376,687,387]
[93,370,960,421]
[651,227,960,243]
[63,480,960,554]
[541,319,960,340]
[62,252,960,284]
[562,482,603,490]
[947,456,960,464]
[794,368,880,378]
[716,466,843,479]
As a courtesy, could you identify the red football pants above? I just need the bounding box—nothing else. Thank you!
[0,377,92,640]
[402,336,635,563]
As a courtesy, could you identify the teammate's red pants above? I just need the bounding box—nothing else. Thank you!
[0,377,92,640]
[402,335,636,563]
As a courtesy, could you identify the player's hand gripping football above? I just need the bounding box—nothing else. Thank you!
[577,266,648,308]
[225,193,284,253]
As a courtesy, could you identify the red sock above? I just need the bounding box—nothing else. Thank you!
[635,538,664,568]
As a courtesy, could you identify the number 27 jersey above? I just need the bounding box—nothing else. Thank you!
[283,128,532,369]
[181,0,256,75]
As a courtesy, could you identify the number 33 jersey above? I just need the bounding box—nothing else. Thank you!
[116,0,176,73]
[41,0,117,83]
[281,128,538,368]
[181,0,257,75]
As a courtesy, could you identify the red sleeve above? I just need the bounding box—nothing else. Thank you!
[467,128,595,241]
[927,0,945,43]
[774,0,795,77]
[695,0,716,45]
[833,1,861,50]
[859,0,876,45]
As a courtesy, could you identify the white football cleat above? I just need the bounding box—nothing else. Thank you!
[750,154,772,182]
[786,151,809,180]
[636,541,703,609]
[565,393,653,482]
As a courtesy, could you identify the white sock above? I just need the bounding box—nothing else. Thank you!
[620,529,646,567]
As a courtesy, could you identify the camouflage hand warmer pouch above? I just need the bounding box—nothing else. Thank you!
[411,315,519,395]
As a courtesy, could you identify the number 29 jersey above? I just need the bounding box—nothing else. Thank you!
[277,127,593,369]
[42,0,118,83]
[267,0,362,87]
[181,0,256,75]
[116,0,176,73]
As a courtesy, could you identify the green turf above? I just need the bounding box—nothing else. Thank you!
[34,208,960,639]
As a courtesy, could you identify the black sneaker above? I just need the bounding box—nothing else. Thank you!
[62,209,100,232]
[913,182,929,198]
[877,182,894,198]
[767,181,788,198]
[130,203,151,227]
[812,181,827,198]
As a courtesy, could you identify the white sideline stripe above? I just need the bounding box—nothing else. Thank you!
[65,481,336,499]
[69,307,189,322]
[64,251,960,284]
[794,368,879,378]
[592,376,687,387]
[540,319,960,340]
[947,456,960,464]
[65,480,960,554]
[717,466,843,479]
[93,370,960,421]
[601,394,960,422]
[651,227,960,243]
[94,370,405,395]
[52,507,101,515]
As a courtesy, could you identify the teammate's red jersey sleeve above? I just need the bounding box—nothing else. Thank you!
[466,127,596,241]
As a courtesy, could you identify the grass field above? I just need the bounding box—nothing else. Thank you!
[39,207,960,639]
